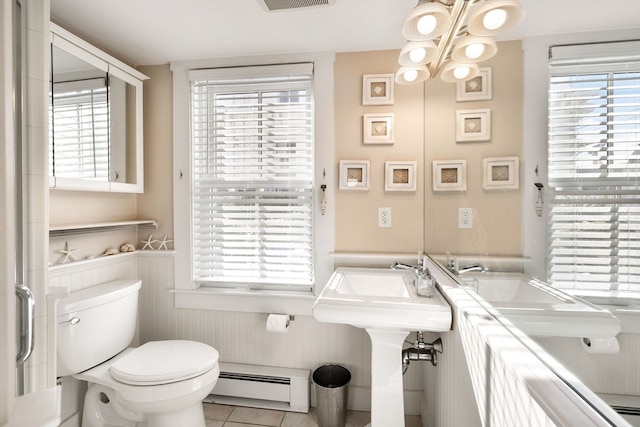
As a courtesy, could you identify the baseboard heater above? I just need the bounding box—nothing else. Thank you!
[205,362,310,413]
[598,393,640,422]
[611,405,640,417]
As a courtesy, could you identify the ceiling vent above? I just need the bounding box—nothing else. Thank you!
[259,0,336,12]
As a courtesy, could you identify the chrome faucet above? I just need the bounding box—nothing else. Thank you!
[446,253,486,275]
[391,260,435,297]
[456,264,487,275]
[391,262,424,275]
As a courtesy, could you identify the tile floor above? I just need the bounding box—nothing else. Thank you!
[203,403,422,427]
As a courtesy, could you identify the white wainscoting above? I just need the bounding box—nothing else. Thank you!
[535,333,640,397]
[137,251,425,414]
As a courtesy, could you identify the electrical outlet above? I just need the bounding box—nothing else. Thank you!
[378,207,392,228]
[458,207,473,229]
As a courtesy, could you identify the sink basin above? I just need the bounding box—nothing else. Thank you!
[462,272,621,338]
[313,267,452,332]
[335,272,410,297]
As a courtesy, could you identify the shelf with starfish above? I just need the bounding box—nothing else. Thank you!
[49,219,158,237]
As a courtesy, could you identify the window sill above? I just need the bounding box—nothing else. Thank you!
[172,287,317,316]
[567,290,640,334]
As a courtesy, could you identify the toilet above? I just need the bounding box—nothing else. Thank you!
[56,279,220,427]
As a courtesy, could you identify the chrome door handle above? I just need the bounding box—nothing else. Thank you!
[15,284,35,366]
[59,317,80,326]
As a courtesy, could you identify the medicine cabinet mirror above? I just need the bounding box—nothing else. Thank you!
[49,23,148,193]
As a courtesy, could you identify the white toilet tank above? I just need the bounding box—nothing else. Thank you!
[56,279,142,377]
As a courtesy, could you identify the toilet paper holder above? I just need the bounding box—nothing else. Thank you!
[266,314,295,333]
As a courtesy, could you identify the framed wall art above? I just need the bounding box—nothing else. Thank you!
[339,160,370,191]
[385,161,417,192]
[456,67,492,102]
[483,157,519,190]
[456,109,491,142]
[362,74,394,105]
[432,160,467,192]
[363,113,394,144]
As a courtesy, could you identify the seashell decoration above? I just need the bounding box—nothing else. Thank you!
[119,243,136,252]
[102,248,119,256]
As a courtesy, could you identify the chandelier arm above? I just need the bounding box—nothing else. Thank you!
[417,0,454,6]
[428,0,475,76]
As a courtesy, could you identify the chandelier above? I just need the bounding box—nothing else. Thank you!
[395,0,525,84]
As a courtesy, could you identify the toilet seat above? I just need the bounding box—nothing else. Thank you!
[110,340,219,385]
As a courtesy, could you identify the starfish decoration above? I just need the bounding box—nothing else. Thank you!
[59,241,78,264]
[156,235,173,250]
[141,234,158,250]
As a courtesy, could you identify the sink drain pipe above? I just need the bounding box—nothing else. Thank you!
[402,332,443,374]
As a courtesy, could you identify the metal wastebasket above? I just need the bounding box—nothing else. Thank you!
[313,364,351,427]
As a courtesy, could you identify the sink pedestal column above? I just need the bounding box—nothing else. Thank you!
[365,328,409,427]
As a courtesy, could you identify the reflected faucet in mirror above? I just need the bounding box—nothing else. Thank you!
[446,253,487,275]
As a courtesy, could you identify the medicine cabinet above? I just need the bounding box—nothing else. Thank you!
[49,22,149,193]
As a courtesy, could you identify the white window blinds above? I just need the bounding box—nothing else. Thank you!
[190,64,315,291]
[50,77,109,180]
[548,41,640,293]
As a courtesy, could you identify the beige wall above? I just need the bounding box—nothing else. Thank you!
[424,40,523,256]
[334,50,426,254]
[334,41,523,256]
[136,64,174,241]
[48,42,523,261]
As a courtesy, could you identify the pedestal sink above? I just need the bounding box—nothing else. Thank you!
[313,267,452,427]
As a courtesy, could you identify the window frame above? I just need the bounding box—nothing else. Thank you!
[171,52,335,315]
[547,49,640,294]
[522,30,639,295]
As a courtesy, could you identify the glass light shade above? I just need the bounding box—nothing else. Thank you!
[410,48,426,62]
[417,15,437,36]
[451,35,498,63]
[483,8,507,30]
[398,40,438,66]
[402,2,452,41]
[440,61,480,83]
[467,0,525,36]
[395,65,431,85]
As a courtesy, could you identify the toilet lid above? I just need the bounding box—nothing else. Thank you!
[110,340,219,385]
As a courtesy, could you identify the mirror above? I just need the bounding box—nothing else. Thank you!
[49,24,146,193]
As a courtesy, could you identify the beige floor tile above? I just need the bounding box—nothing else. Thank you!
[228,406,285,426]
[204,403,235,421]
[281,408,318,427]
[345,410,371,427]
[405,414,422,427]
[205,420,225,427]
[223,423,264,427]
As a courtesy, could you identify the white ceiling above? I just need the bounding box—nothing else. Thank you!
[50,0,640,66]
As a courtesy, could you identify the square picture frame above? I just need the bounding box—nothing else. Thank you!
[385,161,417,192]
[339,160,371,191]
[432,160,467,192]
[362,74,394,105]
[483,157,519,190]
[363,113,394,144]
[456,67,492,102]
[456,109,491,142]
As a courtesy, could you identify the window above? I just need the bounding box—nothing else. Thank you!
[172,54,334,313]
[548,41,640,294]
[188,63,316,292]
[49,77,109,180]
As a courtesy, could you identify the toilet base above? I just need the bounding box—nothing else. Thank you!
[82,383,207,427]
[82,384,143,427]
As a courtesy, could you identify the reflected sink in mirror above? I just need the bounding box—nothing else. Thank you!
[460,272,621,338]
[313,267,452,332]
